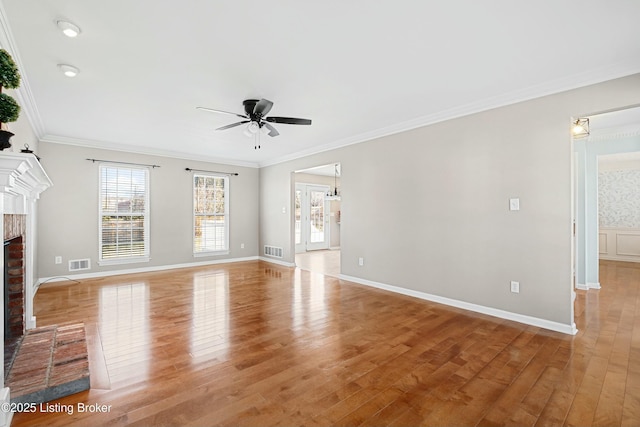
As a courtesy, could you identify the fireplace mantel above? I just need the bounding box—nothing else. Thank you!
[0,151,52,426]
[0,152,52,214]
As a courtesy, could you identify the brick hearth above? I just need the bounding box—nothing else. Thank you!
[5,323,90,404]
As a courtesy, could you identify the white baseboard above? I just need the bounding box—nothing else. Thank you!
[576,282,601,290]
[258,256,296,268]
[339,274,578,336]
[26,316,36,330]
[0,387,12,427]
[37,256,260,287]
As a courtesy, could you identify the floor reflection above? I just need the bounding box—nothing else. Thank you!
[99,282,150,385]
[292,268,327,333]
[190,271,230,361]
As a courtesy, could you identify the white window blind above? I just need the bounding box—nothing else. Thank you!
[193,174,229,254]
[99,165,149,263]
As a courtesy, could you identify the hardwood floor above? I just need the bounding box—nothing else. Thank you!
[10,259,640,426]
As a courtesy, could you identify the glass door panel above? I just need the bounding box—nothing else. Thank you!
[306,186,329,250]
[294,187,304,253]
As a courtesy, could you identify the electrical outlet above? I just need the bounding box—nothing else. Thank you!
[55,256,62,264]
[509,198,520,211]
[240,243,245,249]
[358,257,364,266]
[510,281,520,293]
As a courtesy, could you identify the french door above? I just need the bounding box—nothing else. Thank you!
[295,184,330,252]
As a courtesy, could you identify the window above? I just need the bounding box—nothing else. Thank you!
[193,174,229,255]
[99,165,150,264]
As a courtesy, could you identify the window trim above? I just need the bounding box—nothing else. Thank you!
[192,173,230,256]
[98,164,150,266]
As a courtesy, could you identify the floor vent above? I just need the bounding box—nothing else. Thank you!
[69,259,91,272]
[264,245,283,258]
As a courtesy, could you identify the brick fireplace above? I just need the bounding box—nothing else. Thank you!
[4,215,26,342]
[0,152,52,427]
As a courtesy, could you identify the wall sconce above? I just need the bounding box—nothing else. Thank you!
[572,118,589,138]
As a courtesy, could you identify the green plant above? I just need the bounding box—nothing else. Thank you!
[0,49,20,129]
[0,93,19,123]
[0,49,20,89]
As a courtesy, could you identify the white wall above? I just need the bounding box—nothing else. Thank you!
[260,73,640,332]
[37,142,259,280]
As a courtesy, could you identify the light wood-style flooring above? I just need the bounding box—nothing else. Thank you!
[11,259,640,426]
[295,249,340,278]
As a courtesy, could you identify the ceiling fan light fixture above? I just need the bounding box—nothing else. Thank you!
[244,121,259,137]
[199,98,312,143]
[58,64,80,77]
[56,20,81,37]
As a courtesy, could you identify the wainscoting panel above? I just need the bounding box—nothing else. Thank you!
[599,233,607,255]
[599,227,640,262]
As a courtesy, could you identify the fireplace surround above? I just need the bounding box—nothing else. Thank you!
[0,152,51,427]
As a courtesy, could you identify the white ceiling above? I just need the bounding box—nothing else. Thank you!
[2,1,640,167]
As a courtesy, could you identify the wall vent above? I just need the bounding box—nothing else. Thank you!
[69,259,91,272]
[264,245,283,258]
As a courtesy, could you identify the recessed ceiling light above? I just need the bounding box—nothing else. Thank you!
[56,20,81,38]
[58,64,79,77]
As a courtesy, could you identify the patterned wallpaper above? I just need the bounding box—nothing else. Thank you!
[599,169,640,228]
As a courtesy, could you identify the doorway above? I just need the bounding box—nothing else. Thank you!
[573,106,640,291]
[294,163,341,277]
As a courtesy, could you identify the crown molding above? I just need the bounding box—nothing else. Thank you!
[0,1,46,139]
[260,61,640,168]
[40,135,260,168]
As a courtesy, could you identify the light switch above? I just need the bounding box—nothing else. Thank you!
[509,198,520,211]
[511,281,520,293]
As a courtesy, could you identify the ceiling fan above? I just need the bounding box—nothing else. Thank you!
[197,99,312,147]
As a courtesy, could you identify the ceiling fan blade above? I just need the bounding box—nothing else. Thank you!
[197,107,248,119]
[216,120,249,131]
[265,116,312,125]
[263,122,280,137]
[254,99,274,117]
